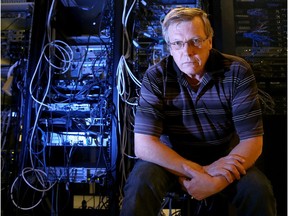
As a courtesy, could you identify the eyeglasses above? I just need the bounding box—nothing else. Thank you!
[168,37,208,50]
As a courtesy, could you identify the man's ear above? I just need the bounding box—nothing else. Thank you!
[208,37,213,50]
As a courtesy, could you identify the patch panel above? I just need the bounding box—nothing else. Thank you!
[46,103,91,112]
[46,131,109,147]
[42,167,107,183]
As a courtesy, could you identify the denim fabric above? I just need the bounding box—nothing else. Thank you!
[120,160,277,216]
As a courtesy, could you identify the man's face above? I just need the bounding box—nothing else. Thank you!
[167,17,212,77]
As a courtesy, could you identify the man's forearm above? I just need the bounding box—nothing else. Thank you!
[229,136,263,170]
[134,133,204,176]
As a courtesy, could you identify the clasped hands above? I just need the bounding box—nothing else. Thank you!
[178,154,246,200]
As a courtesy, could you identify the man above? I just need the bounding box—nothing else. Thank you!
[120,7,276,216]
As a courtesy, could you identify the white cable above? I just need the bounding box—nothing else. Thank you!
[116,56,126,96]
[116,56,141,107]
[123,0,136,27]
[43,40,74,73]
[10,168,46,210]
[29,40,73,108]
[21,167,56,192]
[123,56,142,87]
[46,0,56,42]
[28,43,52,108]
[122,0,136,59]
[28,67,51,170]
[117,56,141,90]
[7,61,20,78]
[122,0,127,25]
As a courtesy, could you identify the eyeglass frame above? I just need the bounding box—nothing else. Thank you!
[167,37,209,50]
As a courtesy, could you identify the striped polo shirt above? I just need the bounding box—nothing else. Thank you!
[134,49,263,164]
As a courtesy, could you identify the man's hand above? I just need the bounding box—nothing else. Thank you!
[179,164,224,200]
[203,154,246,183]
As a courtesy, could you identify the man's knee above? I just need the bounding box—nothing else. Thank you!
[239,167,274,197]
[124,160,175,195]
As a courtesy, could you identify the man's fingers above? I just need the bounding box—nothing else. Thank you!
[229,154,245,163]
[182,164,199,178]
[178,176,190,192]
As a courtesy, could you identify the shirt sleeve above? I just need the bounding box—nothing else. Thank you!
[134,65,165,137]
[231,59,264,140]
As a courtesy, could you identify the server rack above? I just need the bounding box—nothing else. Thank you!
[2,0,120,215]
[1,1,36,215]
[219,1,287,215]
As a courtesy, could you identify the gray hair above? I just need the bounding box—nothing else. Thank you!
[161,7,214,43]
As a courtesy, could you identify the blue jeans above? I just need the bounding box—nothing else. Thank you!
[120,160,277,216]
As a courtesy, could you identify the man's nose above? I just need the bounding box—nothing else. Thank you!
[183,42,196,54]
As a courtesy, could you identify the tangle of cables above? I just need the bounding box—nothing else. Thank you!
[10,0,74,209]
